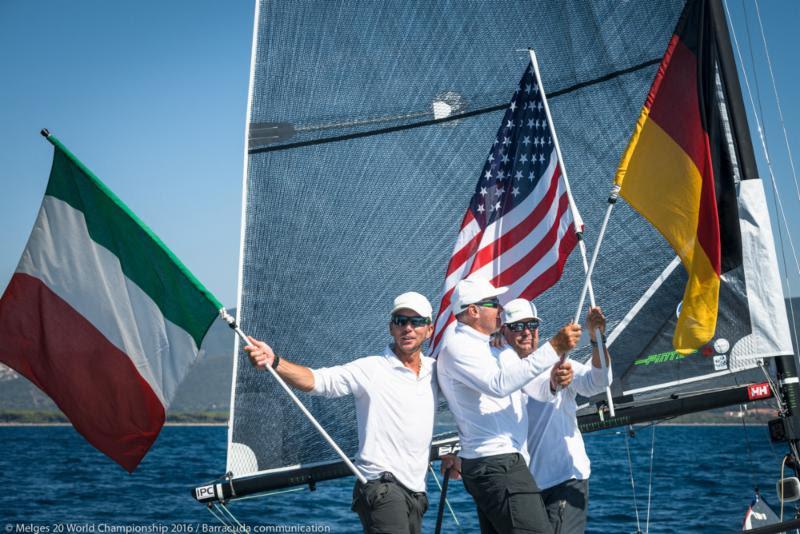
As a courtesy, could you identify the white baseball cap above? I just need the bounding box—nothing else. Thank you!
[502,298,539,324]
[452,277,509,311]
[391,292,433,319]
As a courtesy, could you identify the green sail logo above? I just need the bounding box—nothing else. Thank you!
[634,349,696,366]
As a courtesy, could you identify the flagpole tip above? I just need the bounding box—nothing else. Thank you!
[40,128,50,138]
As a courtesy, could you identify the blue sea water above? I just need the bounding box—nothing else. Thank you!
[0,425,793,533]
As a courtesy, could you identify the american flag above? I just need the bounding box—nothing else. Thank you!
[432,62,582,349]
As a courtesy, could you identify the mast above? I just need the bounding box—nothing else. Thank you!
[708,0,759,184]
[709,0,800,469]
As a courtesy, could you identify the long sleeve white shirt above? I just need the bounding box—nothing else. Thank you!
[525,356,612,490]
[437,323,558,459]
[309,346,437,492]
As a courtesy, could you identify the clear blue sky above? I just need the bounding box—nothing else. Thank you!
[1,0,798,307]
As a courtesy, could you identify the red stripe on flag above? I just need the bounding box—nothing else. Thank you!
[643,35,679,113]
[517,223,579,301]
[648,39,709,176]
[459,209,475,231]
[696,135,721,275]
[435,286,457,325]
[445,229,483,278]
[491,193,572,287]
[0,273,165,472]
[432,313,456,349]
[468,167,563,275]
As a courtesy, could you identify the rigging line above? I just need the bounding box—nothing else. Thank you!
[730,0,800,273]
[753,0,800,203]
[229,486,306,501]
[741,0,800,284]
[760,361,786,415]
[427,463,464,532]
[218,502,246,529]
[765,170,800,353]
[724,0,800,327]
[741,0,770,151]
[780,454,788,523]
[739,403,758,491]
[755,362,785,463]
[624,428,643,534]
[644,425,656,534]
[206,503,234,528]
[790,440,800,474]
[247,58,661,155]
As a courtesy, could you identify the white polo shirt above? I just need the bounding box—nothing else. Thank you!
[437,322,558,459]
[310,346,436,492]
[525,357,612,490]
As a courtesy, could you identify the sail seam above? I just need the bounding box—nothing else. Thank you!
[248,58,661,154]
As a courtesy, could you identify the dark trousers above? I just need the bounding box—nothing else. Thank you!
[461,453,553,534]
[541,479,589,534]
[351,473,428,534]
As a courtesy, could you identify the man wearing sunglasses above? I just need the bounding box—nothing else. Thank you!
[437,277,581,534]
[244,291,445,534]
[499,298,612,534]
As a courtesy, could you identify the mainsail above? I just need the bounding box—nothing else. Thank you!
[202,0,795,499]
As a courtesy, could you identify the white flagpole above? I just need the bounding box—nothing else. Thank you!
[529,49,615,417]
[219,309,367,484]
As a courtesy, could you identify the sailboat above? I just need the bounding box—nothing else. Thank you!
[193,0,799,531]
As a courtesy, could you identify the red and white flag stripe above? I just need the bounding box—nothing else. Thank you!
[433,148,579,349]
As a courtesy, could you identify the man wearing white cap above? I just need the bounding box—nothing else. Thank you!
[245,291,446,534]
[499,298,612,534]
[437,277,581,534]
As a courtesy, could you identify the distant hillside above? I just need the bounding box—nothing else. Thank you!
[169,308,235,412]
[0,309,236,416]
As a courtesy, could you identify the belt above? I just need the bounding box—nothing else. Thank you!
[368,471,426,498]
[379,471,397,483]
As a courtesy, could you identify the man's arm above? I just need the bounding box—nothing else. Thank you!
[245,337,315,392]
[449,344,568,397]
[571,345,612,397]
[445,328,579,397]
[445,342,540,397]
[245,337,363,398]
[523,360,574,402]
[571,307,613,397]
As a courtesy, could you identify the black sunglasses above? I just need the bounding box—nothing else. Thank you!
[391,315,432,328]
[473,298,501,308]
[506,320,541,332]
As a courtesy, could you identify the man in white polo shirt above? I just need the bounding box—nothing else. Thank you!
[245,291,442,534]
[499,298,612,534]
[437,277,581,534]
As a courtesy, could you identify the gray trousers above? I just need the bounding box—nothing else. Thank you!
[540,479,589,534]
[461,453,553,534]
[351,476,428,534]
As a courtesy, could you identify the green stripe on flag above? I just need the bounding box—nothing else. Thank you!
[43,136,223,348]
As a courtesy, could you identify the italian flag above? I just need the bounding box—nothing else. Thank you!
[0,134,223,472]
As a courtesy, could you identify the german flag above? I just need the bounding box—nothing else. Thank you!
[614,0,743,353]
